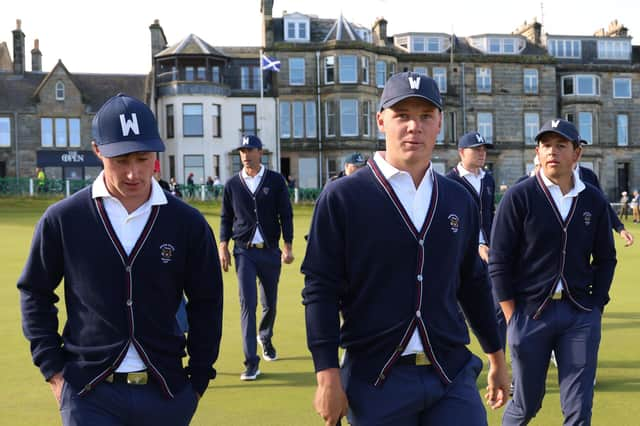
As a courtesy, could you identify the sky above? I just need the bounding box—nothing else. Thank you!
[2,0,639,75]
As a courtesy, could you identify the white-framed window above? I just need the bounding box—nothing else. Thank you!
[184,155,204,185]
[476,67,491,93]
[409,36,445,53]
[185,66,195,81]
[284,17,310,42]
[413,67,428,76]
[477,113,493,143]
[55,118,67,147]
[55,81,65,100]
[578,112,593,144]
[433,67,447,93]
[305,101,316,137]
[280,102,291,138]
[324,56,335,84]
[289,58,305,85]
[524,113,539,145]
[412,37,425,52]
[0,117,11,147]
[339,55,357,83]
[562,75,600,96]
[613,78,632,98]
[356,28,372,43]
[183,104,203,136]
[524,69,538,94]
[617,114,628,146]
[241,66,250,90]
[293,101,304,138]
[69,118,81,147]
[40,117,80,148]
[361,56,369,84]
[325,100,336,137]
[598,39,631,60]
[41,118,53,147]
[436,114,445,144]
[488,37,517,54]
[340,99,358,136]
[548,39,582,58]
[375,61,387,88]
[212,104,221,138]
[427,37,443,53]
[362,101,371,137]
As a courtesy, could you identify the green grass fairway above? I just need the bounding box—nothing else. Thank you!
[1,197,639,425]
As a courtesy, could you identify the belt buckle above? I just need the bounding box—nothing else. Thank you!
[415,353,431,366]
[127,371,148,385]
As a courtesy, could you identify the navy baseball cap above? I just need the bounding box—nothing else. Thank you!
[458,132,493,149]
[238,135,263,150]
[92,93,165,158]
[344,152,366,166]
[535,119,583,145]
[379,72,443,112]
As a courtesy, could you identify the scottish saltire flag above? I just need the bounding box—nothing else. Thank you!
[261,54,281,72]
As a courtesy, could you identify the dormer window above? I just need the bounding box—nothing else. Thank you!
[548,39,581,58]
[394,35,449,53]
[55,81,65,101]
[356,28,372,43]
[471,36,525,54]
[597,39,631,60]
[284,14,310,42]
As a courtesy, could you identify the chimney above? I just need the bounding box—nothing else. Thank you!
[149,20,168,60]
[513,18,542,45]
[31,38,42,72]
[261,0,274,48]
[372,17,388,47]
[12,19,25,74]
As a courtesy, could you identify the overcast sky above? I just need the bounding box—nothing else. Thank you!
[2,0,638,74]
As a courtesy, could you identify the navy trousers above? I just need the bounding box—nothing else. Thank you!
[341,354,488,426]
[503,300,601,426]
[60,380,198,426]
[234,246,281,367]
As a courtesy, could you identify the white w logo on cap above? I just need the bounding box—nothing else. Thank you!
[408,76,421,90]
[119,113,140,136]
[551,119,560,128]
[475,134,484,143]
[242,136,250,145]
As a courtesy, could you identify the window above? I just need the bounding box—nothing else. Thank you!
[486,37,519,54]
[448,111,457,142]
[305,101,316,137]
[339,55,357,83]
[524,113,539,145]
[578,112,593,144]
[41,118,53,147]
[413,67,428,76]
[325,56,335,84]
[477,113,493,143]
[241,67,250,90]
[524,69,538,94]
[613,78,632,98]
[212,104,221,138]
[340,99,358,136]
[0,117,10,147]
[289,58,305,85]
[197,66,206,80]
[617,114,628,146]
[412,37,425,52]
[213,155,220,179]
[212,66,221,83]
[476,67,491,93]
[361,57,369,84]
[548,39,581,58]
[436,115,445,144]
[376,61,387,87]
[55,118,67,147]
[598,40,631,60]
[433,67,447,93]
[183,104,203,136]
[55,81,65,100]
[184,155,204,185]
[166,105,174,138]
[252,66,261,90]
[427,37,442,53]
[362,101,371,137]
[562,75,599,96]
[185,66,195,81]
[241,105,257,135]
[293,101,304,138]
[325,101,336,137]
[69,118,81,147]
[280,102,291,138]
[284,18,309,42]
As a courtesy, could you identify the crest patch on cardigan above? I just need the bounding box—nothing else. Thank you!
[262,187,270,195]
[448,214,460,233]
[160,243,176,264]
[583,211,592,227]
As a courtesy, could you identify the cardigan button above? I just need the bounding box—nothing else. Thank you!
[83,384,91,392]
[417,274,423,282]
[125,266,132,273]
[126,299,133,307]
[418,239,424,246]
[416,310,422,318]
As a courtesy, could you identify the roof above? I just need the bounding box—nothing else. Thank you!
[156,34,226,58]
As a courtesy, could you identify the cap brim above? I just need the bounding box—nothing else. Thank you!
[460,142,494,149]
[535,129,580,144]
[579,139,589,145]
[98,139,165,158]
[379,94,442,112]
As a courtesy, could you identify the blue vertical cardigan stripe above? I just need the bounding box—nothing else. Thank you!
[302,161,501,386]
[489,173,617,317]
[18,187,224,397]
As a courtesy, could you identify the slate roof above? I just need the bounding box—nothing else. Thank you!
[156,34,226,58]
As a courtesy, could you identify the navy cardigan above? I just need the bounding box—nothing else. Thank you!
[302,162,501,386]
[489,173,617,317]
[18,187,223,397]
[446,167,496,244]
[220,169,293,248]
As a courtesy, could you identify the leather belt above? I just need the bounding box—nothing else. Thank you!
[105,371,148,385]
[396,353,431,366]
[247,243,265,249]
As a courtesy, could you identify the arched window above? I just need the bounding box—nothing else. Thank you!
[55,81,65,100]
